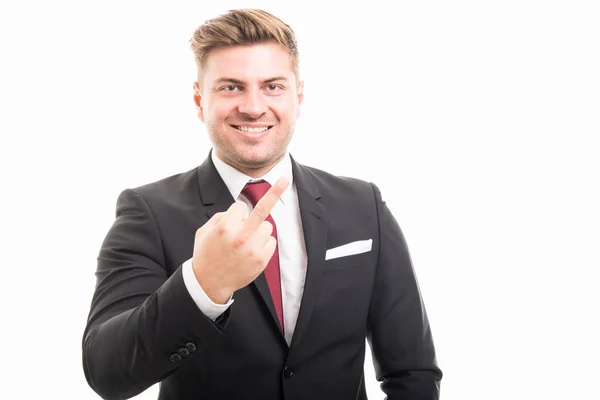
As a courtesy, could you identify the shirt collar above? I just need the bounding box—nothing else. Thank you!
[211,149,294,205]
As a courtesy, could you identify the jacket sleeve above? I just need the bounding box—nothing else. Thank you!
[366,183,443,400]
[82,188,229,400]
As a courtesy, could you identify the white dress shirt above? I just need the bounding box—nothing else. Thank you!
[182,150,308,346]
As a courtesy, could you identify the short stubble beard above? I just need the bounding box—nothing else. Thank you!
[207,123,295,177]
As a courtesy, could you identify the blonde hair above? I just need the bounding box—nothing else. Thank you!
[190,9,299,83]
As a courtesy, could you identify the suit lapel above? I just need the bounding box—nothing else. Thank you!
[288,156,328,355]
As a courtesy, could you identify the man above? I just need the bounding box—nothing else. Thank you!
[82,8,442,400]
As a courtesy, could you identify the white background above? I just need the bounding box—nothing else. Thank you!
[1,1,599,399]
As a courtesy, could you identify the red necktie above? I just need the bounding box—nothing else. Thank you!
[241,181,284,332]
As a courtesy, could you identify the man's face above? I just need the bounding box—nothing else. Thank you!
[194,43,304,176]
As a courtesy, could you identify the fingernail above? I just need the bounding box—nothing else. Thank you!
[279,177,289,188]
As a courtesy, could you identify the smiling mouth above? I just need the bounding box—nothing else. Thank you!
[231,125,273,133]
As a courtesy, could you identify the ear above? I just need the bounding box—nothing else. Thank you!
[193,81,205,122]
[296,80,304,119]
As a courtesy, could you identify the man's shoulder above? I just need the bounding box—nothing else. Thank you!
[127,166,199,201]
[299,163,378,199]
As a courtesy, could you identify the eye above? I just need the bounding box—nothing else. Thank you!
[267,84,280,91]
[223,85,239,91]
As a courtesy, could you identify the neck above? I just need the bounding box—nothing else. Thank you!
[216,151,286,178]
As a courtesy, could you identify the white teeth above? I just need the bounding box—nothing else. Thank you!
[236,126,270,133]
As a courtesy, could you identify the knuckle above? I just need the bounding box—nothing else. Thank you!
[251,250,265,266]
[248,249,263,265]
[232,233,247,249]
[258,252,269,266]
[255,255,264,266]
[253,204,269,219]
[214,224,227,237]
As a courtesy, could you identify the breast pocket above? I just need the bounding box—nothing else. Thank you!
[323,239,374,273]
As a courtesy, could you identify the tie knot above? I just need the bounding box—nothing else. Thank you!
[241,180,272,206]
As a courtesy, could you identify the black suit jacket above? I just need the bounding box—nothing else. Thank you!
[82,152,442,399]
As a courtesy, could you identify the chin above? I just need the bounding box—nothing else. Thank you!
[236,147,282,167]
[238,153,274,168]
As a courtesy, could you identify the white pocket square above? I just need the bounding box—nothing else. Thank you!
[325,239,373,261]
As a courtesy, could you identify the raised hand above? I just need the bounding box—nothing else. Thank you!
[192,177,289,304]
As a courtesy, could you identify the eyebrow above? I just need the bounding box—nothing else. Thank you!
[213,76,289,86]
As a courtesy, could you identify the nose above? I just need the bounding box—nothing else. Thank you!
[237,89,267,118]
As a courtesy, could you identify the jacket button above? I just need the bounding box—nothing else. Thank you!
[283,365,294,379]
[178,348,190,358]
[186,342,197,352]
[170,353,182,363]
